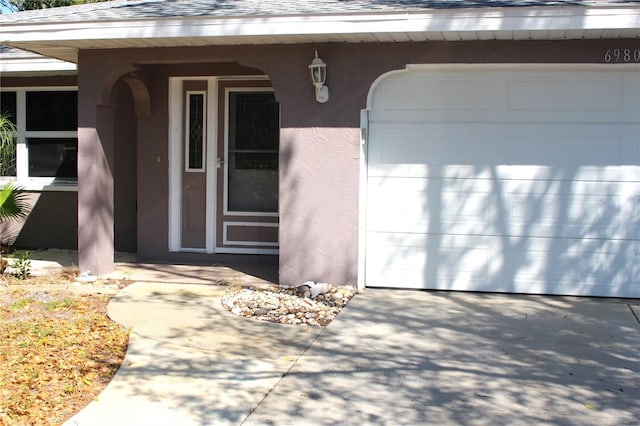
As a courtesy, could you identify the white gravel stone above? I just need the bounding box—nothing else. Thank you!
[221,284,355,326]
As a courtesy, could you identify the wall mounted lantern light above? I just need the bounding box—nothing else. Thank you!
[309,50,329,103]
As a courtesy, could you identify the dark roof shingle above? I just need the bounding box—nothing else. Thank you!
[2,0,640,24]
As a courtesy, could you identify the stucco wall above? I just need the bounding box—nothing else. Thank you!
[0,191,78,250]
[76,38,639,284]
[279,127,360,286]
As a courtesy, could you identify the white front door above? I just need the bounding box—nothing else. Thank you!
[365,66,640,297]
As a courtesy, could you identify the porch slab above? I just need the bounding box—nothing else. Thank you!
[24,249,277,287]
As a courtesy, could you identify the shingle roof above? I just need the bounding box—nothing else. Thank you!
[2,0,640,23]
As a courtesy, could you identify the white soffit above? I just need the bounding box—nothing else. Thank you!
[1,5,639,63]
[0,48,76,74]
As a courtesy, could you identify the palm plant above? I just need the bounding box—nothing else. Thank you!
[0,182,28,221]
[0,112,27,273]
[0,182,29,273]
[0,112,17,177]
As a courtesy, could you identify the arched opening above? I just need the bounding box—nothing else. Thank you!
[111,78,138,253]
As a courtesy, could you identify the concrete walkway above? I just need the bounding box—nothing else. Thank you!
[65,282,323,426]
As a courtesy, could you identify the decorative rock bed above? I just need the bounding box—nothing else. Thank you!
[221,284,356,326]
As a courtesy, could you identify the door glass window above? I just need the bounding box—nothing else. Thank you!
[228,91,279,213]
[186,92,205,171]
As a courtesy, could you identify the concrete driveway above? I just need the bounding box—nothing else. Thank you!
[246,291,640,425]
[66,284,640,426]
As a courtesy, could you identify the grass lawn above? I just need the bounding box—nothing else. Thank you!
[0,268,129,425]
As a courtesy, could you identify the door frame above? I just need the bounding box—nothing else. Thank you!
[169,76,217,253]
[168,75,273,254]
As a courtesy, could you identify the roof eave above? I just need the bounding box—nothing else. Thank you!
[1,5,639,64]
[0,47,77,75]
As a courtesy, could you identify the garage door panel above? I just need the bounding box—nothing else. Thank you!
[496,165,640,183]
[367,176,493,235]
[366,67,640,297]
[368,176,638,240]
[371,107,639,125]
[370,75,502,119]
[502,238,640,297]
[366,232,491,289]
[373,70,639,124]
[505,185,636,240]
[366,232,640,295]
[369,163,640,182]
[501,124,637,167]
[368,124,499,170]
[369,123,638,173]
[506,79,627,114]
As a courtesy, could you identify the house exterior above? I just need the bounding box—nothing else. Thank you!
[0,45,79,250]
[1,0,639,297]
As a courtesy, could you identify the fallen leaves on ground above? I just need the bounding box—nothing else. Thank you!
[0,276,129,426]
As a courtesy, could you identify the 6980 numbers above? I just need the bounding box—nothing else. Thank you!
[604,48,640,63]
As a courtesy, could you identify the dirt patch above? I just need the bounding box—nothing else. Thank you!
[0,272,129,425]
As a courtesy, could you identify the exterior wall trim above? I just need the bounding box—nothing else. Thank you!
[205,78,218,254]
[168,76,182,252]
[357,109,368,292]
[216,247,279,255]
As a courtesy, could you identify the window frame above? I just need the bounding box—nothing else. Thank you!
[0,86,78,191]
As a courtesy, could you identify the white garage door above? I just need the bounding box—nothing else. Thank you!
[366,67,640,297]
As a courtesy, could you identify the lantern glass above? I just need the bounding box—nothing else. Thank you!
[310,63,326,85]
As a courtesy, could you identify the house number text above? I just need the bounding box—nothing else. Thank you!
[603,48,640,63]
